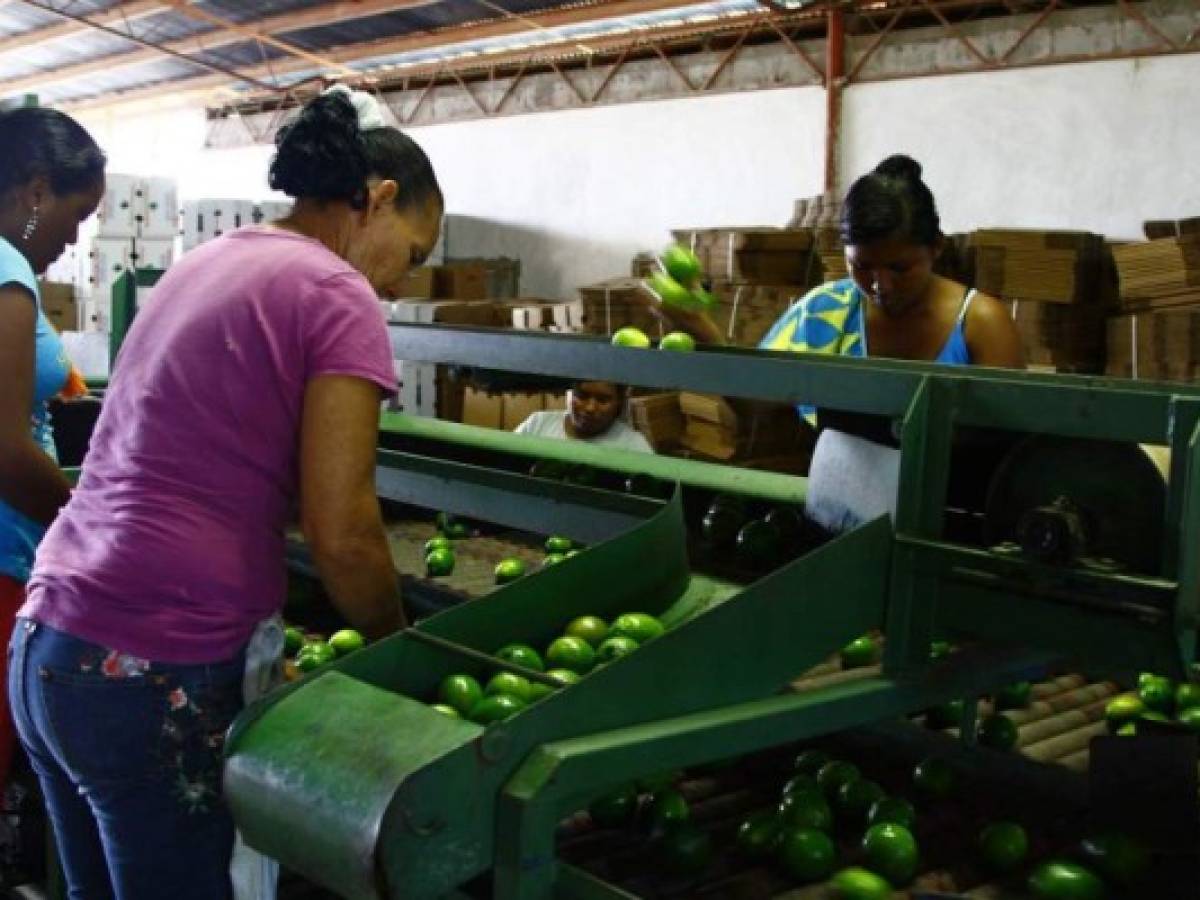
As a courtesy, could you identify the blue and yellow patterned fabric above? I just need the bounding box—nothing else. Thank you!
[758,278,865,423]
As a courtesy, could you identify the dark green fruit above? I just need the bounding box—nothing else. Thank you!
[840,636,879,669]
[929,640,952,661]
[866,796,916,831]
[1138,675,1174,715]
[817,760,861,799]
[736,811,782,859]
[793,749,831,775]
[648,789,690,832]
[829,867,892,899]
[834,778,886,827]
[776,827,836,883]
[736,519,781,569]
[1079,832,1149,887]
[978,821,1029,873]
[781,774,820,799]
[862,822,919,887]
[589,786,639,828]
[913,757,956,801]
[1028,860,1105,900]
[777,791,833,833]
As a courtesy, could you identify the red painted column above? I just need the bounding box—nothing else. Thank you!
[824,5,846,195]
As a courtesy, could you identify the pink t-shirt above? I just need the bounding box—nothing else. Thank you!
[23,227,396,663]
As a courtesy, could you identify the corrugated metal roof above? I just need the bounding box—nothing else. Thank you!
[0,0,771,107]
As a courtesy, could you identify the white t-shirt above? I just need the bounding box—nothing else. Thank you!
[515,410,654,453]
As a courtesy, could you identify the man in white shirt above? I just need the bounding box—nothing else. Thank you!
[515,380,653,453]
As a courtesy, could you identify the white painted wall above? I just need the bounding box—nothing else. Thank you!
[417,88,828,299]
[841,57,1200,240]
[72,53,1200,300]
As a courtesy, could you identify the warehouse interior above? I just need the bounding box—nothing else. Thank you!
[2,0,1200,898]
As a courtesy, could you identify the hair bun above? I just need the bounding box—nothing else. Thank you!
[268,92,369,206]
[874,154,923,182]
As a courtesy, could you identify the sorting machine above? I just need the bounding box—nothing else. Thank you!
[224,326,1200,899]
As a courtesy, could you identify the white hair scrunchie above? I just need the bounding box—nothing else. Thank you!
[322,83,388,131]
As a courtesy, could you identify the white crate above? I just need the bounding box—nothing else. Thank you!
[131,238,175,273]
[254,201,292,224]
[181,199,256,251]
[134,177,178,239]
[394,360,437,417]
[95,174,139,239]
[88,237,135,300]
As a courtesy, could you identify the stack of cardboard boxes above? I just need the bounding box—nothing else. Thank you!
[676,393,805,465]
[1108,218,1200,383]
[962,229,1111,374]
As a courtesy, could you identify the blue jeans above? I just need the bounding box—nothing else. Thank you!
[8,619,245,900]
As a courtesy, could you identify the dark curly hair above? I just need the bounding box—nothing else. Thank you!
[840,154,941,247]
[0,107,106,197]
[269,91,442,212]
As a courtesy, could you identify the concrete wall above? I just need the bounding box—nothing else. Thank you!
[77,52,1200,300]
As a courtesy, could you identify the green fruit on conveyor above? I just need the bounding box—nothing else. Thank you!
[659,331,696,352]
[777,791,833,832]
[1079,832,1149,886]
[867,796,915,831]
[776,826,835,883]
[648,788,690,831]
[545,535,573,554]
[736,810,782,859]
[424,535,453,555]
[816,760,861,799]
[736,519,781,569]
[781,774,820,799]
[596,636,639,664]
[485,672,531,702]
[645,271,693,307]
[438,674,484,716]
[295,642,336,672]
[862,822,918,886]
[1028,860,1106,900]
[1105,693,1145,731]
[565,615,609,648]
[793,748,831,775]
[545,636,596,674]
[1138,674,1174,714]
[834,778,886,826]
[283,626,304,656]
[329,629,365,657]
[611,326,651,349]
[425,548,455,577]
[494,558,526,585]
[588,785,639,828]
[430,704,460,718]
[929,640,952,661]
[912,756,955,801]
[468,693,526,725]
[545,668,581,686]
[1175,681,1200,712]
[978,713,1019,750]
[829,866,893,899]
[494,643,544,672]
[840,635,879,669]
[978,821,1028,873]
[1178,706,1200,732]
[609,612,664,643]
[543,553,566,567]
[661,244,702,284]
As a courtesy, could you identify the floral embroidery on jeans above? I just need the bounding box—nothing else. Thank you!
[159,683,239,815]
[77,648,150,679]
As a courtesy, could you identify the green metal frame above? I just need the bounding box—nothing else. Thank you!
[108,268,164,366]
[221,326,1200,899]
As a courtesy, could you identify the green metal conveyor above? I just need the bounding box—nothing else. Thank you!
[223,326,1200,899]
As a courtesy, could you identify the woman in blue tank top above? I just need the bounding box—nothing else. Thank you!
[655,155,1024,416]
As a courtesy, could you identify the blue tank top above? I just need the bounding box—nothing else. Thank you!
[0,237,70,582]
[862,288,975,364]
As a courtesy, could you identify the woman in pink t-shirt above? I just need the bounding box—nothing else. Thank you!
[11,88,443,899]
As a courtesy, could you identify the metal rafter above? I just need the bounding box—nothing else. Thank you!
[11,0,282,92]
[158,0,358,77]
[0,0,173,56]
[0,0,438,97]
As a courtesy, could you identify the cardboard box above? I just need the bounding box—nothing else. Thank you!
[629,392,684,451]
[502,392,548,431]
[579,278,664,337]
[38,281,77,332]
[498,299,584,331]
[395,267,435,299]
[462,388,504,429]
[435,263,488,300]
